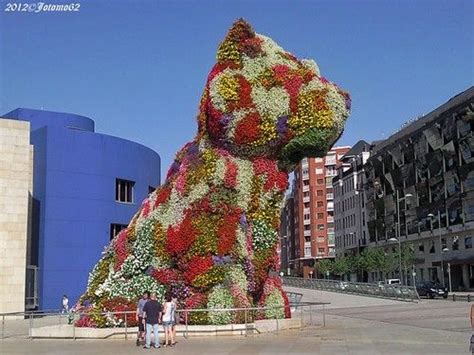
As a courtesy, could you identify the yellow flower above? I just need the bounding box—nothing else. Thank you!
[217,74,239,102]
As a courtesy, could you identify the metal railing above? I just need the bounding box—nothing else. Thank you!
[449,294,474,302]
[283,277,420,302]
[0,301,328,340]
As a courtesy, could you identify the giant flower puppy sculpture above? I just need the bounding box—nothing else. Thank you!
[80,19,351,326]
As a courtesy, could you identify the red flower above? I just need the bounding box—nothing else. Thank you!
[151,268,180,284]
[154,186,171,208]
[253,158,288,192]
[166,212,198,256]
[224,159,238,189]
[185,292,207,309]
[183,255,214,283]
[141,199,150,218]
[234,112,261,145]
[102,297,138,326]
[273,64,290,82]
[206,62,240,85]
[228,75,253,111]
[114,229,129,271]
[217,211,240,254]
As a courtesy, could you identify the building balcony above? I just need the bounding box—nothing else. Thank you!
[303,207,310,214]
[303,196,310,203]
[304,230,311,236]
[304,241,311,248]
[302,185,310,192]
[325,159,336,166]
[326,193,334,200]
[326,205,334,212]
[303,218,310,225]
[327,215,334,223]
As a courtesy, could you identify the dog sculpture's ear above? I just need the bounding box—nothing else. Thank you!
[216,18,257,63]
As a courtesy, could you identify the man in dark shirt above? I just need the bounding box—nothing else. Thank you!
[142,292,162,349]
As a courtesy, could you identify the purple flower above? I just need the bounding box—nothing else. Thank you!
[219,114,233,127]
[276,116,288,137]
[239,214,248,229]
[187,142,199,156]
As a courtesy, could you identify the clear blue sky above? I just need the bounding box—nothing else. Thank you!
[1,0,472,179]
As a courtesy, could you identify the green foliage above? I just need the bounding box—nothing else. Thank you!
[401,243,415,270]
[316,259,333,277]
[278,127,335,168]
[333,256,350,276]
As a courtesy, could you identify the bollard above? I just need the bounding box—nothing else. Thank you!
[124,314,128,340]
[323,304,326,328]
[453,294,456,302]
[2,314,5,339]
[29,313,33,339]
[309,304,312,325]
[300,304,303,327]
[185,312,188,339]
[73,314,76,340]
[468,295,471,303]
[244,309,248,337]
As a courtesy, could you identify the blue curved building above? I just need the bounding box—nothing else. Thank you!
[2,108,161,310]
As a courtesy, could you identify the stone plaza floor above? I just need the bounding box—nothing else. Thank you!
[0,288,471,354]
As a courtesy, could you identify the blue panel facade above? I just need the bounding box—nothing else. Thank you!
[2,109,160,310]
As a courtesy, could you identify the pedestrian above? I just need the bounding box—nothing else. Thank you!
[162,294,176,347]
[171,296,178,343]
[61,295,69,314]
[135,291,149,346]
[142,292,162,349]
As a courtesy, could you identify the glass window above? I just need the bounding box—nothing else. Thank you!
[116,179,135,203]
[429,241,435,253]
[418,242,424,253]
[110,223,127,241]
[317,224,325,230]
[315,168,324,174]
[317,213,324,219]
[452,236,459,250]
[317,190,323,196]
[465,237,472,249]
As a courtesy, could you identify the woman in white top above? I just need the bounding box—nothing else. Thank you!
[162,294,176,347]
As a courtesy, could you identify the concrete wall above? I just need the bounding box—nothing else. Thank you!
[0,119,33,313]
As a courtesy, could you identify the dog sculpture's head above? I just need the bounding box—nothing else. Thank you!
[197,19,351,169]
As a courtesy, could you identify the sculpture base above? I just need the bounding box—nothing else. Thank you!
[31,318,302,338]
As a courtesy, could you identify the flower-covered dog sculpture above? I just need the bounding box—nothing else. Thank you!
[81,19,350,326]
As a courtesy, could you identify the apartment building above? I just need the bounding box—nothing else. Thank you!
[290,146,350,277]
[333,140,371,281]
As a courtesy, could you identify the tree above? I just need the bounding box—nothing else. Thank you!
[333,256,350,279]
[359,247,396,281]
[316,259,333,279]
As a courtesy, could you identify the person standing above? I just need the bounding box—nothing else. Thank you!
[162,295,176,347]
[135,291,149,346]
[61,295,69,314]
[171,296,178,343]
[142,292,162,349]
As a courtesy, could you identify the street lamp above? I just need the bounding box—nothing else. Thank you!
[388,237,402,283]
[394,191,413,285]
[427,211,446,286]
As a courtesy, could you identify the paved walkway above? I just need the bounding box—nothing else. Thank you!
[0,288,471,354]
